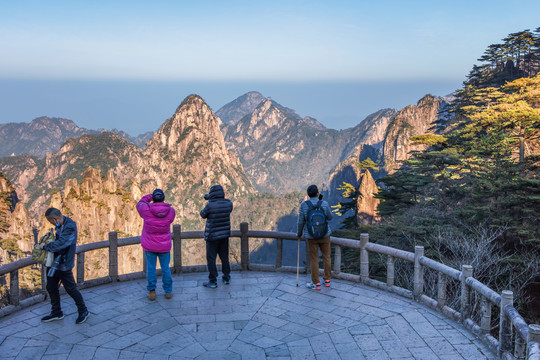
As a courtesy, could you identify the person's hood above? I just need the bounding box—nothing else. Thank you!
[207,185,225,200]
[149,202,172,218]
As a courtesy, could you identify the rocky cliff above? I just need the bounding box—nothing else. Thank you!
[0,172,34,264]
[379,95,442,174]
[0,132,144,224]
[39,167,143,278]
[325,109,397,200]
[355,170,380,225]
[0,172,37,305]
[326,95,444,227]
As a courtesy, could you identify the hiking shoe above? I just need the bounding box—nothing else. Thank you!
[41,312,64,322]
[148,290,156,301]
[306,283,321,290]
[165,293,173,299]
[324,280,330,287]
[223,278,230,285]
[75,310,89,324]
[203,282,217,288]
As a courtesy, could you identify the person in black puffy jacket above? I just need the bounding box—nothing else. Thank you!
[200,184,233,288]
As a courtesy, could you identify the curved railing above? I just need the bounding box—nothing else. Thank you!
[0,223,539,360]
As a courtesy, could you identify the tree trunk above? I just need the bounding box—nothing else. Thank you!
[519,127,525,163]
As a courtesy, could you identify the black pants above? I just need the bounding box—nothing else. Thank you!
[206,238,231,283]
[46,269,87,315]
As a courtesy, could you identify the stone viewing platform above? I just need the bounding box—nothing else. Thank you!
[0,271,495,360]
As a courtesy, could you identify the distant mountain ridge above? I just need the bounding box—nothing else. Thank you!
[0,117,153,159]
[0,117,97,158]
[104,128,154,148]
[223,95,396,193]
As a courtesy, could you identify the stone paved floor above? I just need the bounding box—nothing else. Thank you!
[0,271,496,359]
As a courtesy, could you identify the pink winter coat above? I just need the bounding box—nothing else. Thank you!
[137,194,176,253]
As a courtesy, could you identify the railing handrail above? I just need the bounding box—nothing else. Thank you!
[0,225,538,360]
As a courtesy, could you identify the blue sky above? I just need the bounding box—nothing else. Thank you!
[1,1,539,135]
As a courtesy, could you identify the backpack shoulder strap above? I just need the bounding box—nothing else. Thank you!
[315,200,323,208]
[305,200,314,209]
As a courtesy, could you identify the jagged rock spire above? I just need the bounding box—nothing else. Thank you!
[355,170,380,226]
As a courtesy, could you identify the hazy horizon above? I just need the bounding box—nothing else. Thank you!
[0,78,461,136]
[1,1,539,136]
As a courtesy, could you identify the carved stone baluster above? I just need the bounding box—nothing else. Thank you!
[498,290,513,358]
[173,225,182,273]
[333,244,341,275]
[10,270,19,306]
[109,232,118,282]
[387,255,395,287]
[460,265,473,321]
[360,233,369,283]
[413,246,424,300]
[275,238,283,269]
[437,272,447,309]
[240,222,249,270]
[77,252,85,284]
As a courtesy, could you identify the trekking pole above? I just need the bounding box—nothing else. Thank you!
[296,236,300,287]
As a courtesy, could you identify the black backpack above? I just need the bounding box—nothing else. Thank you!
[305,200,328,239]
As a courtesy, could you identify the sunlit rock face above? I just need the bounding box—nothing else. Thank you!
[0,172,33,266]
[356,170,380,226]
[380,95,441,175]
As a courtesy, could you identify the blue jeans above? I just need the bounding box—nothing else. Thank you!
[145,251,172,294]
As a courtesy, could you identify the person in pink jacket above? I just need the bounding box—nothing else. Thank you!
[137,189,176,300]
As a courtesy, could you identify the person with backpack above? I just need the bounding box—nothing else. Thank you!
[137,189,176,300]
[200,184,233,288]
[297,184,333,290]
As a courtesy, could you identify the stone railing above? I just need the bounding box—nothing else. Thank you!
[0,223,539,360]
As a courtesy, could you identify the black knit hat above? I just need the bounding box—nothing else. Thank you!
[152,189,165,202]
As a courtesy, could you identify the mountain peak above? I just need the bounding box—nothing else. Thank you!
[143,95,253,200]
[216,91,266,125]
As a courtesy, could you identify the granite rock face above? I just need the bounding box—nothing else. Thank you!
[379,95,441,175]
[355,170,380,225]
[326,95,444,226]
[0,173,33,264]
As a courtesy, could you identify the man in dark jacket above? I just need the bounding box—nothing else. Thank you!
[200,184,233,288]
[39,207,88,324]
